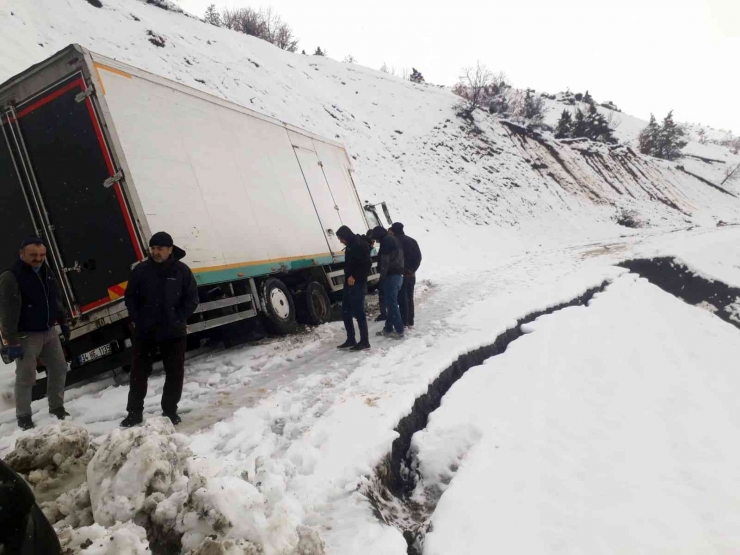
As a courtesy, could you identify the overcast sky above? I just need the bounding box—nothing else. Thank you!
[178,0,739,134]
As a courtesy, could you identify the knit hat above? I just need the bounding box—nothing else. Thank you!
[390,222,404,234]
[149,232,174,248]
[20,237,45,249]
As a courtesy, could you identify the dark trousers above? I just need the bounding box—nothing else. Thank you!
[398,275,416,326]
[126,335,186,415]
[377,278,386,317]
[342,283,368,344]
[383,274,404,334]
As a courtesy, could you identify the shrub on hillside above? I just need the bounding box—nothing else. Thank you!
[410,68,425,84]
[555,104,617,144]
[638,111,687,160]
[600,100,621,112]
[314,46,326,56]
[221,6,298,52]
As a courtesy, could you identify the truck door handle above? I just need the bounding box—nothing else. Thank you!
[326,229,335,236]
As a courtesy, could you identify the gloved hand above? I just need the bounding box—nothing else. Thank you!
[60,324,71,343]
[7,345,24,361]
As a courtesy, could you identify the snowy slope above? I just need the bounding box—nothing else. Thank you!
[418,274,740,554]
[1,0,740,247]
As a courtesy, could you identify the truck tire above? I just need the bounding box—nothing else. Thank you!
[303,281,332,325]
[261,278,297,335]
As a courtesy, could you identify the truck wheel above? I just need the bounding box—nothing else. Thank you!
[261,278,297,334]
[304,281,332,325]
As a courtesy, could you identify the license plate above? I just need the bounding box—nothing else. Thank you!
[78,343,113,365]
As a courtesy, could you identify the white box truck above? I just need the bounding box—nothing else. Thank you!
[0,45,384,392]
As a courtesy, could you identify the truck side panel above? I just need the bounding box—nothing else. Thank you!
[96,65,337,284]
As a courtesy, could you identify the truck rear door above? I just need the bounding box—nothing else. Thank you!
[4,73,144,314]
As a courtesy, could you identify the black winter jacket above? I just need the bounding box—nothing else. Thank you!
[0,260,66,341]
[343,234,372,284]
[394,231,422,275]
[124,246,199,341]
[378,235,404,278]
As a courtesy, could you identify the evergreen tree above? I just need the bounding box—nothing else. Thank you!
[313,47,326,56]
[583,90,594,104]
[204,4,221,26]
[572,109,588,138]
[555,110,573,139]
[301,49,306,55]
[522,90,546,126]
[410,68,425,83]
[638,114,661,156]
[657,110,687,160]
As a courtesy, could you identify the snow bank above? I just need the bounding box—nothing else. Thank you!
[56,521,150,554]
[4,421,93,495]
[87,417,190,527]
[42,482,94,528]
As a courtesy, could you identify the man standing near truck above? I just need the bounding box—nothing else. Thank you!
[389,223,422,328]
[371,226,405,339]
[0,237,71,430]
[121,232,199,428]
[336,226,372,351]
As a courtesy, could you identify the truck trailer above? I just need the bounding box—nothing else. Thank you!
[0,44,382,391]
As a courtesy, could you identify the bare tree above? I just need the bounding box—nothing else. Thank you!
[454,62,494,114]
[380,62,396,76]
[343,54,357,63]
[721,162,740,186]
[221,6,298,52]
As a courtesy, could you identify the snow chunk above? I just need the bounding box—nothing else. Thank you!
[42,481,94,528]
[87,417,190,526]
[56,521,150,554]
[5,421,90,473]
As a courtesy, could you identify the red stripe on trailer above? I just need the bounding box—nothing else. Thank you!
[15,78,85,119]
[80,296,112,313]
[83,96,145,261]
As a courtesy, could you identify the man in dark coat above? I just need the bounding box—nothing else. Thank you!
[0,237,70,430]
[371,226,405,338]
[390,222,422,327]
[336,226,372,351]
[121,232,199,427]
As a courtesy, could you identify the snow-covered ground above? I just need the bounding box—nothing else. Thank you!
[4,227,740,554]
[2,1,740,554]
[418,273,740,554]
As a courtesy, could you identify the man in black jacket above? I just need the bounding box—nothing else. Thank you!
[371,226,405,338]
[0,237,71,430]
[121,232,199,427]
[337,226,372,351]
[390,222,422,327]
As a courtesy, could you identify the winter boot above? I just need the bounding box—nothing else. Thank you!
[17,415,34,431]
[120,412,143,428]
[164,412,182,426]
[350,341,370,352]
[337,340,357,349]
[50,407,70,420]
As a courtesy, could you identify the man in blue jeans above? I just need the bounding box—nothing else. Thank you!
[371,226,405,339]
[336,226,372,351]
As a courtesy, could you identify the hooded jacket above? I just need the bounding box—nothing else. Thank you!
[372,228,404,279]
[337,227,372,284]
[393,230,422,275]
[124,245,199,341]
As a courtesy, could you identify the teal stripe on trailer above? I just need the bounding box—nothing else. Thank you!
[192,254,341,286]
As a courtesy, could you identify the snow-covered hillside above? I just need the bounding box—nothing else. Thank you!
[3,2,740,555]
[2,0,740,246]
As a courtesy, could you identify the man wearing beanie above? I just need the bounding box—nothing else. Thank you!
[0,237,71,430]
[389,222,422,327]
[336,225,372,351]
[121,232,198,427]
